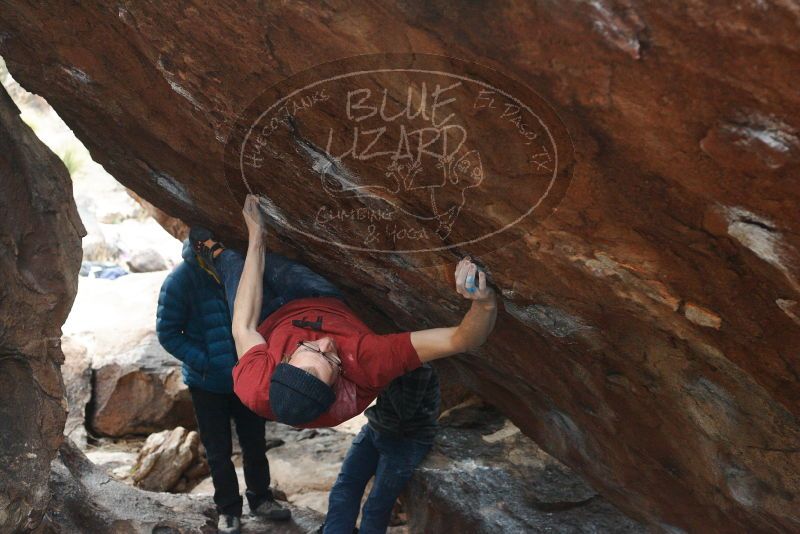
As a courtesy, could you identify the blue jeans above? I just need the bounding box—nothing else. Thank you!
[324,425,432,534]
[213,249,343,323]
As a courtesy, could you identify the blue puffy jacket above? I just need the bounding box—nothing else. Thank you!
[156,240,237,393]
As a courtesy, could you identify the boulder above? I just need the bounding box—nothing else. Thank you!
[403,402,645,533]
[88,333,196,437]
[2,2,800,531]
[63,272,196,437]
[261,424,358,515]
[127,247,168,272]
[131,427,209,492]
[0,83,84,532]
[75,196,122,263]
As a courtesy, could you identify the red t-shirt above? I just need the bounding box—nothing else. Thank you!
[232,297,421,427]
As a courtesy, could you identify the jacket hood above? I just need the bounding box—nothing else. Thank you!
[181,239,198,265]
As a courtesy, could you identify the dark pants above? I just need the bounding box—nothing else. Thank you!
[189,386,272,517]
[213,250,343,322]
[324,425,432,534]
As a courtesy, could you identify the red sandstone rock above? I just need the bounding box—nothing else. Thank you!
[700,114,800,174]
[90,356,196,438]
[683,302,723,330]
[404,402,644,532]
[2,2,800,532]
[65,272,197,438]
[127,189,190,241]
[0,84,84,532]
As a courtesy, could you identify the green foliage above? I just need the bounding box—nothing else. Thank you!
[21,114,40,132]
[59,146,89,176]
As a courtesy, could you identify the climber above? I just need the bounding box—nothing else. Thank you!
[156,239,291,534]
[192,193,496,429]
[319,364,440,534]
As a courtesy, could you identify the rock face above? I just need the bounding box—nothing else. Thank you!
[40,439,215,534]
[260,425,359,514]
[131,427,209,493]
[63,271,196,437]
[2,2,800,532]
[41,439,324,534]
[89,335,194,437]
[127,189,190,242]
[0,85,84,531]
[404,402,645,533]
[60,336,93,448]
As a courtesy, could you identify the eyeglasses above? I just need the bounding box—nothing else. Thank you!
[295,341,342,375]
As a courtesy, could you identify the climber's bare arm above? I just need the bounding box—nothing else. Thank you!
[410,257,497,362]
[231,195,268,357]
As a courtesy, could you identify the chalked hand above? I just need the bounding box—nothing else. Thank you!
[466,269,481,293]
[455,257,493,302]
[242,194,267,238]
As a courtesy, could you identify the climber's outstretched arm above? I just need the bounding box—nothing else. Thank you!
[231,195,268,357]
[410,257,497,362]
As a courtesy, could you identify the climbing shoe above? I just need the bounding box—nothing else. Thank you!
[251,498,291,521]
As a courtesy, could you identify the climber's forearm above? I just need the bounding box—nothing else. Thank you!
[231,233,266,356]
[411,257,498,362]
[451,295,497,353]
[411,295,497,362]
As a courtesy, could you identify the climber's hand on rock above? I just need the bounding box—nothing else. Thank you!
[455,257,494,303]
[242,194,266,238]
